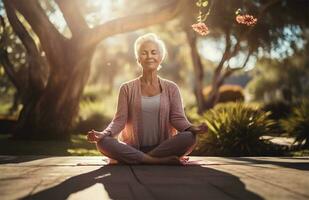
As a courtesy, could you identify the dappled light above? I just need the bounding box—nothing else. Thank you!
[0,0,308,199]
[0,0,308,152]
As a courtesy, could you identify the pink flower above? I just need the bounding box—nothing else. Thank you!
[192,22,209,36]
[236,14,257,26]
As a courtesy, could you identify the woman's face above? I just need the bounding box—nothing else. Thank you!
[138,41,162,71]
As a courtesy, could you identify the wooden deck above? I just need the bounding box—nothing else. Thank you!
[0,156,308,200]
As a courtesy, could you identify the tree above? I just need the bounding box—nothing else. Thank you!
[247,42,309,103]
[0,12,33,115]
[1,0,186,139]
[185,0,309,113]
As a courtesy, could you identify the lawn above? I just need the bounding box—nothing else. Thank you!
[0,134,101,156]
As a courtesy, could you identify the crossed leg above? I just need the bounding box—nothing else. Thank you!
[96,131,196,165]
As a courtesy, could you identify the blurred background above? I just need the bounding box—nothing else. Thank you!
[0,0,308,156]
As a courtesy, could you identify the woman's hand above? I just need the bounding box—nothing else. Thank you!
[187,123,208,135]
[87,129,104,143]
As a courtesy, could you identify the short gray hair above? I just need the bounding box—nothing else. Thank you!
[134,33,167,62]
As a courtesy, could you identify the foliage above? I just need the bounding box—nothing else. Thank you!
[0,134,101,156]
[281,100,309,148]
[0,4,28,112]
[201,0,309,55]
[195,0,210,23]
[261,101,293,135]
[193,102,276,156]
[203,84,245,103]
[262,101,293,120]
[247,47,309,103]
[188,0,309,113]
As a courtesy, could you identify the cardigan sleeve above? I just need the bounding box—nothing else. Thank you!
[169,83,193,132]
[102,84,128,137]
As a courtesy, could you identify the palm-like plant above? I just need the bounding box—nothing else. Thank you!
[281,100,309,148]
[195,102,275,156]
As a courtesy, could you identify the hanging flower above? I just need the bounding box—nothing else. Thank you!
[236,14,257,26]
[192,22,209,36]
[192,0,211,36]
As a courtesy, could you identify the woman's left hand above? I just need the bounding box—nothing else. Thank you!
[187,123,208,135]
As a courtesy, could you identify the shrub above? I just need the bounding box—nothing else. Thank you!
[262,101,292,120]
[203,84,245,103]
[194,102,276,156]
[281,100,309,148]
[262,101,294,135]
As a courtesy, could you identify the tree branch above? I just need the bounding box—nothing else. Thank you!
[54,0,89,37]
[239,49,253,69]
[0,49,21,91]
[222,48,253,82]
[4,1,41,60]
[4,1,46,92]
[0,15,6,45]
[217,0,281,81]
[82,0,186,50]
[213,28,231,84]
[225,0,281,65]
[8,0,66,63]
[240,0,281,41]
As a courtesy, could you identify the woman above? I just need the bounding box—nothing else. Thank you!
[88,33,207,165]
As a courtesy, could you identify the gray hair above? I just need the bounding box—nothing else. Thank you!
[134,33,167,70]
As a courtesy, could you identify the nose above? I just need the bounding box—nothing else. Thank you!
[146,52,153,58]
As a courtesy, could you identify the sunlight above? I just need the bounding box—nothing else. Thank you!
[67,183,111,200]
[85,0,125,27]
[199,38,257,71]
[95,173,112,180]
[41,0,125,36]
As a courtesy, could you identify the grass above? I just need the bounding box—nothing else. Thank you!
[0,134,101,156]
[288,149,309,156]
[1,133,308,156]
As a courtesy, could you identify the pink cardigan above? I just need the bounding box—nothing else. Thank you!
[103,76,192,149]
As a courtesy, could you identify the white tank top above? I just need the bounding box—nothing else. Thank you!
[141,93,161,146]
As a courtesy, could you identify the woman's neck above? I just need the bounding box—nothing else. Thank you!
[140,71,158,85]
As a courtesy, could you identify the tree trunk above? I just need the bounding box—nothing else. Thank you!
[4,0,185,140]
[14,45,95,139]
[203,75,223,110]
[184,26,205,114]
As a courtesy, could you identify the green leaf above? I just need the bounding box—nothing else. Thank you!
[202,1,208,7]
[235,8,241,15]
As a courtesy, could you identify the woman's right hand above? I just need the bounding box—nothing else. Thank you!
[87,129,104,143]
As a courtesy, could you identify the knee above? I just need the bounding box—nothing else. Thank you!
[178,131,196,147]
[96,136,115,153]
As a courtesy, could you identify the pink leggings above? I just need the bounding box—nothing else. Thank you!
[96,131,196,164]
